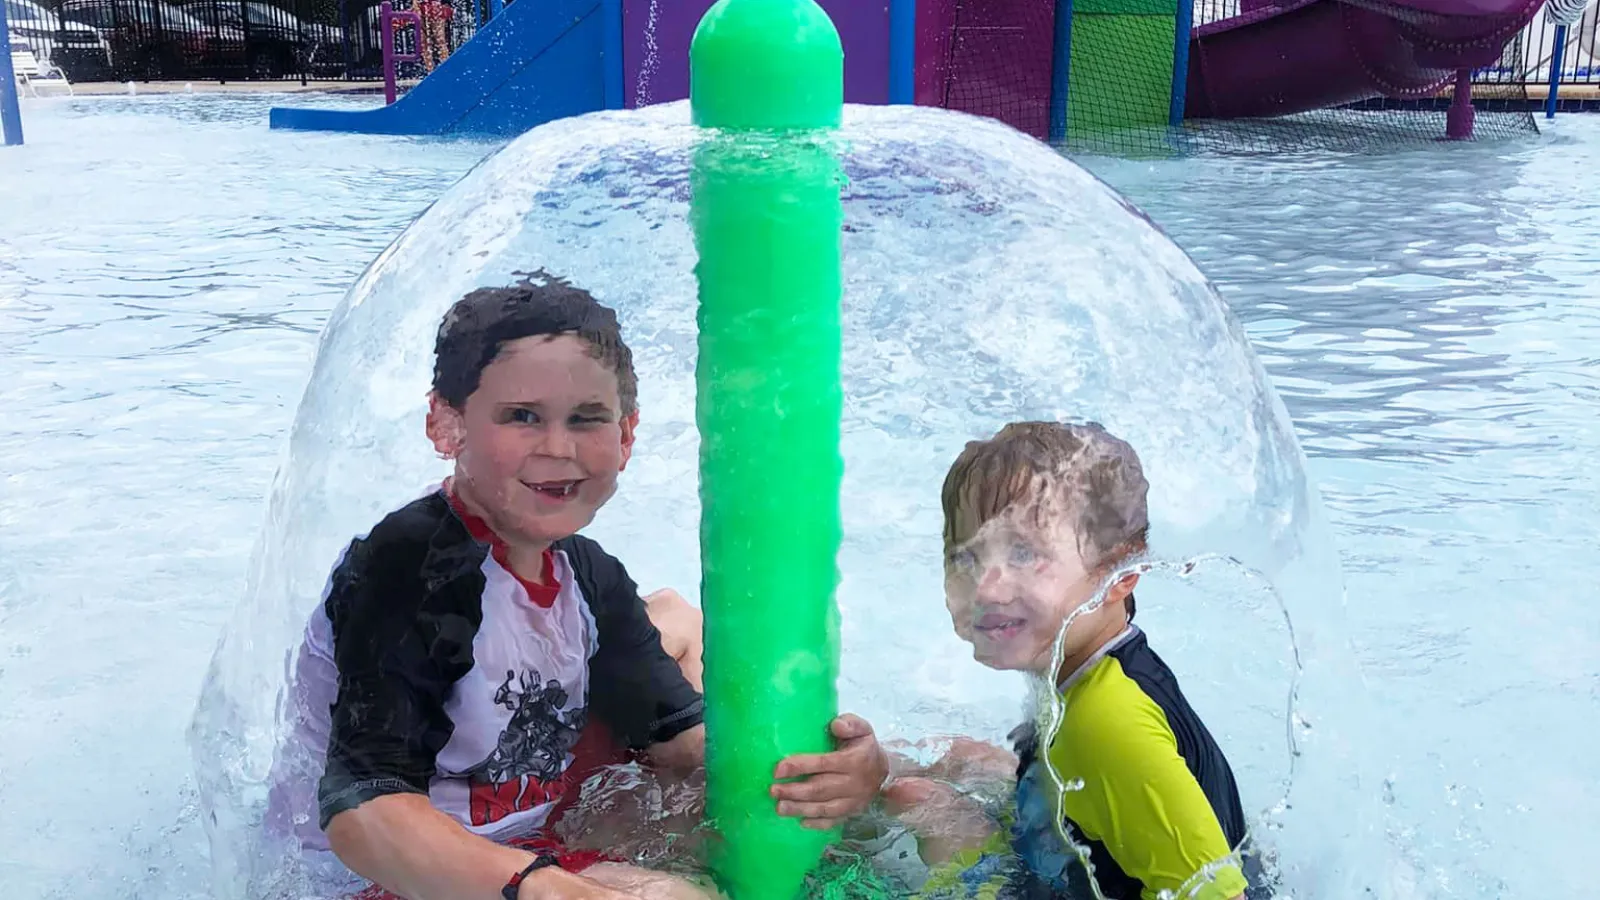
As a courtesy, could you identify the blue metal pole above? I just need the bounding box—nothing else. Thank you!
[1048,0,1073,144]
[0,0,24,147]
[1546,24,1567,119]
[889,0,915,104]
[603,0,623,109]
[1169,0,1192,125]
[487,0,503,21]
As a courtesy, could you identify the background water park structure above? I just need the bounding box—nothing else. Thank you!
[256,0,1589,143]
[4,0,1600,148]
[5,0,1600,890]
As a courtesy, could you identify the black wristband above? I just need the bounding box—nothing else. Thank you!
[502,853,561,900]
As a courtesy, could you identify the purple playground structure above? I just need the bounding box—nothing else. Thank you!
[1188,0,1546,136]
[267,0,1547,142]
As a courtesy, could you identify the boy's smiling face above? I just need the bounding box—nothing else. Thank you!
[428,333,636,549]
[944,507,1123,674]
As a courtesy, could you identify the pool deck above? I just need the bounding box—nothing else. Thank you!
[1459,82,1600,100]
[64,80,419,96]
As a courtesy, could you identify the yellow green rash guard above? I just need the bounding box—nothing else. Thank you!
[1010,626,1254,900]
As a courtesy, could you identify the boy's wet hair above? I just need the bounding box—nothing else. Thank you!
[432,270,638,414]
[941,421,1150,573]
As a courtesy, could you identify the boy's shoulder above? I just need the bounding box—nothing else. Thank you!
[1052,634,1179,767]
[339,491,464,574]
[331,494,645,626]
[551,533,639,619]
[550,531,611,570]
[363,490,456,546]
[328,492,485,617]
[320,492,484,650]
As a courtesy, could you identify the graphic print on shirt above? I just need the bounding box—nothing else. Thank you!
[466,668,586,827]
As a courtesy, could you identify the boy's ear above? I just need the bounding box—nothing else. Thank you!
[427,392,466,459]
[618,410,640,471]
[1110,571,1139,602]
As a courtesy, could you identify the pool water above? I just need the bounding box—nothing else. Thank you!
[1,94,1595,899]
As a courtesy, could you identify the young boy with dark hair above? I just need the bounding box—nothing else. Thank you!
[266,273,888,900]
[886,422,1257,900]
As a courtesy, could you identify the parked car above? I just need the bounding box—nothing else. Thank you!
[58,0,245,79]
[177,0,344,77]
[4,0,113,80]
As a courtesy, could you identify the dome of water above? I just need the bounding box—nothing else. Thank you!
[189,103,1389,899]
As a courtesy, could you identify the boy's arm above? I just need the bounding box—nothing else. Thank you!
[643,715,890,831]
[573,538,707,755]
[570,538,887,827]
[574,560,883,824]
[326,795,637,900]
[883,735,1020,787]
[876,737,1020,866]
[768,713,890,829]
[1050,692,1248,900]
[880,775,1005,866]
[644,721,707,773]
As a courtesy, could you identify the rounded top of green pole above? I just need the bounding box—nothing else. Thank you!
[690,0,844,131]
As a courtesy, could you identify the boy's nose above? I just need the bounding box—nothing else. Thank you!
[534,425,578,458]
[975,566,1014,604]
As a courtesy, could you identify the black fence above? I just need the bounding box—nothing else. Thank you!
[3,0,488,82]
[1485,7,1600,85]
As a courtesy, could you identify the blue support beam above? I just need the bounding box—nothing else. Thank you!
[0,0,24,147]
[889,0,916,104]
[1546,24,1567,119]
[1170,0,1192,125]
[1049,0,1074,144]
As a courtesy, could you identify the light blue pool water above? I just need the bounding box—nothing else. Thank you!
[1,94,1595,900]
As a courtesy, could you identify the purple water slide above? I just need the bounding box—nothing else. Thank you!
[1186,0,1546,119]
[618,0,1541,138]
[622,0,892,107]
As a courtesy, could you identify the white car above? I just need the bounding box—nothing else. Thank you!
[5,0,112,80]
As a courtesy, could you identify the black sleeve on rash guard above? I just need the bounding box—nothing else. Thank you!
[560,536,705,750]
[316,521,483,830]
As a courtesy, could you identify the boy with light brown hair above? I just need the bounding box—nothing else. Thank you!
[887,421,1258,900]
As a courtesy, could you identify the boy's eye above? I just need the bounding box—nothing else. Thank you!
[507,408,539,425]
[569,414,611,428]
[1008,542,1037,566]
[947,548,977,574]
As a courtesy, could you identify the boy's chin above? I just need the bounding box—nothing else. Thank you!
[506,508,598,545]
[970,642,1050,674]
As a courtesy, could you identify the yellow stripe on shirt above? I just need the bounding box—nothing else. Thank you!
[1048,655,1249,900]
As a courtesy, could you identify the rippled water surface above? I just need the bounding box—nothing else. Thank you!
[2,95,1596,899]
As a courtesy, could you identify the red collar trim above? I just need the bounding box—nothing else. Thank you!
[444,481,498,544]
[443,482,559,609]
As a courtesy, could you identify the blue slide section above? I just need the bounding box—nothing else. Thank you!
[270,0,622,136]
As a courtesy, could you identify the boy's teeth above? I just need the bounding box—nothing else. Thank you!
[976,616,1024,634]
